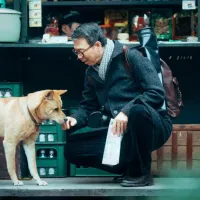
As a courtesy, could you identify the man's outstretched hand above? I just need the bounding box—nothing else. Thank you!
[62,116,77,130]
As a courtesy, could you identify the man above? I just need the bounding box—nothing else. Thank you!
[60,11,82,37]
[64,23,172,187]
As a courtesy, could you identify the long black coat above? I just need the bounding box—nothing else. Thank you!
[72,41,172,136]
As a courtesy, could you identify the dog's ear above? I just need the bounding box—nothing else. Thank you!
[27,90,54,111]
[54,90,67,96]
[45,90,54,100]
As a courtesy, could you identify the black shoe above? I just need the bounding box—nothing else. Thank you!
[121,174,154,187]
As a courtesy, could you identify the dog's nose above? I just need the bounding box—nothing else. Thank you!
[64,118,68,123]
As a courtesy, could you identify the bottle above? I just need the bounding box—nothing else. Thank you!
[48,119,54,125]
[0,90,4,98]
[39,134,45,142]
[48,168,55,175]
[4,90,12,97]
[39,168,46,176]
[49,149,55,158]
[48,134,54,142]
[39,149,46,158]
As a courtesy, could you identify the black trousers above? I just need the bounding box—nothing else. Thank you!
[64,104,172,177]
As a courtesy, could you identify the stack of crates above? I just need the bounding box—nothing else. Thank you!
[0,82,25,179]
[0,82,23,98]
[67,107,118,177]
[36,119,67,178]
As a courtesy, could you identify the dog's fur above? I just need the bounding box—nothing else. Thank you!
[0,89,67,186]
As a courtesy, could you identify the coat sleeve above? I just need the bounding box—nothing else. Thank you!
[71,70,100,128]
[121,48,165,116]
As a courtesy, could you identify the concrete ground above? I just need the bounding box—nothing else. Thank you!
[0,177,200,198]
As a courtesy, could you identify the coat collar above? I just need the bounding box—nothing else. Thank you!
[111,40,124,59]
[87,40,124,84]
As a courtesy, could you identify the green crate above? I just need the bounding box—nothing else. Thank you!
[69,164,118,177]
[67,126,103,137]
[0,82,23,97]
[36,143,67,177]
[66,107,118,177]
[36,123,66,143]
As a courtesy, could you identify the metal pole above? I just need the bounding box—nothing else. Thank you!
[21,0,28,39]
[198,0,200,41]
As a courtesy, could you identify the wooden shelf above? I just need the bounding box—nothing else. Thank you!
[1,41,200,48]
[42,1,182,7]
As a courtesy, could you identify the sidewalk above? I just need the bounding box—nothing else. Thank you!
[0,177,200,197]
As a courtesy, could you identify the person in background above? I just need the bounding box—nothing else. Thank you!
[60,11,82,38]
[63,23,172,187]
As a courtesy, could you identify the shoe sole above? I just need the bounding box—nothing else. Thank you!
[121,180,154,187]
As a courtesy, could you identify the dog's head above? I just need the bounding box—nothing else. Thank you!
[27,89,67,125]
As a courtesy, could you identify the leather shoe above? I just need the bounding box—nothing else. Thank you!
[121,174,154,187]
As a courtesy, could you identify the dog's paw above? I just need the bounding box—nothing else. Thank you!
[37,180,48,186]
[14,181,24,186]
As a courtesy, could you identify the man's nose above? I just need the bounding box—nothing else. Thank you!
[77,54,82,59]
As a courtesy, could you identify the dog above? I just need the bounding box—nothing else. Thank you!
[0,89,68,186]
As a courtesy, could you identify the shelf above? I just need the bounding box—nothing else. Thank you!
[1,41,200,48]
[0,43,74,48]
[42,1,182,7]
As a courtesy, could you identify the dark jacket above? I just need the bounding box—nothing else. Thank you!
[72,41,172,132]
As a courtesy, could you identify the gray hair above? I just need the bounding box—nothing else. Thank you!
[71,22,107,47]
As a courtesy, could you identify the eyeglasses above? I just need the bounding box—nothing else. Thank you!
[72,45,93,58]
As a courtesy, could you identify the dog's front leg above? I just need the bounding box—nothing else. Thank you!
[3,139,24,186]
[23,134,48,186]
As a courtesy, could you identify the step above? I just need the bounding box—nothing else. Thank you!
[0,177,200,197]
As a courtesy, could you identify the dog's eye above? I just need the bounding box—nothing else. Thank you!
[54,108,59,111]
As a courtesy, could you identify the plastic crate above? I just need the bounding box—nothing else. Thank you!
[66,107,118,177]
[36,143,67,177]
[36,123,66,143]
[69,164,118,177]
[0,82,23,97]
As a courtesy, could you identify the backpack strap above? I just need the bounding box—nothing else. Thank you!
[122,45,132,76]
[122,45,140,84]
[122,45,135,82]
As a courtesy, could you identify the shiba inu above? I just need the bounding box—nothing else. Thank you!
[0,90,67,186]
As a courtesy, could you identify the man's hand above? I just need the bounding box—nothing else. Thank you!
[62,116,77,130]
[112,112,128,136]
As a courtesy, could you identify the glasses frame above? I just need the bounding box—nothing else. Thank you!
[72,45,93,58]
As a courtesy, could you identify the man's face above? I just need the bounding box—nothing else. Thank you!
[62,24,71,37]
[62,23,80,37]
[73,38,103,66]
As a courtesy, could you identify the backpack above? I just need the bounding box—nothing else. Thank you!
[122,45,183,118]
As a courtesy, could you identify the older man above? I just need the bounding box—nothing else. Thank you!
[64,23,172,187]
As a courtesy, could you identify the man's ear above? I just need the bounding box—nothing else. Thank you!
[54,90,67,96]
[95,41,102,47]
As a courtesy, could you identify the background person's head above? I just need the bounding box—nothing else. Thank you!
[60,11,82,37]
[71,22,107,66]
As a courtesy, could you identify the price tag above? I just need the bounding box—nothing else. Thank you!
[182,0,196,10]
[29,18,42,27]
[29,1,41,10]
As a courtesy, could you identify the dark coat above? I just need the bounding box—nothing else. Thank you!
[72,41,172,136]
